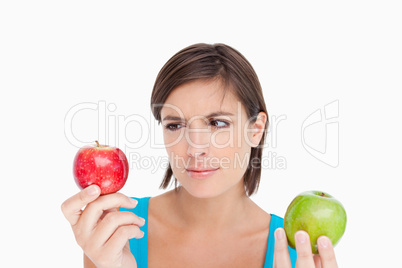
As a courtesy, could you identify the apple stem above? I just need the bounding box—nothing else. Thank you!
[95,140,100,147]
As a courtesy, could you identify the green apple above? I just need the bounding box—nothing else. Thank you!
[283,191,347,254]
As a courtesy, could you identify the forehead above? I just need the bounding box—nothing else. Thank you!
[161,79,242,118]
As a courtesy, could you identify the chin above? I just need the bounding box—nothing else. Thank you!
[178,181,234,200]
[175,169,243,199]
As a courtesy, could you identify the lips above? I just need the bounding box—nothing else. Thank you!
[186,167,219,179]
[186,168,219,172]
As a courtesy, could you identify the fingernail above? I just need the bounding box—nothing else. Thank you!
[276,228,284,240]
[140,217,146,224]
[296,231,307,244]
[318,236,329,249]
[130,198,138,205]
[87,185,99,195]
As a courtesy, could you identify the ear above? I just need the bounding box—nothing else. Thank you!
[249,112,268,148]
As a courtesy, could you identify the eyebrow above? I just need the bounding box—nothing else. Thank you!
[162,111,235,122]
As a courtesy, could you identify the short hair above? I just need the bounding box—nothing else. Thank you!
[150,43,269,196]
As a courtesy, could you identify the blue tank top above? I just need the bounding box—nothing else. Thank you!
[120,197,297,268]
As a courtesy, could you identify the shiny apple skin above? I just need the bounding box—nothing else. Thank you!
[283,191,347,254]
[73,145,129,195]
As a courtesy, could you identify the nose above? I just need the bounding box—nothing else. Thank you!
[185,121,210,158]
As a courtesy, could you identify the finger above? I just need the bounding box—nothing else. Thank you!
[295,231,315,268]
[104,225,144,257]
[317,236,338,268]
[61,185,101,226]
[75,193,138,234]
[273,228,292,268]
[91,211,145,247]
[99,208,119,222]
[313,254,322,268]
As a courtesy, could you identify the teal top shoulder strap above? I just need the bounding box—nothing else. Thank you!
[265,214,297,268]
[121,198,296,268]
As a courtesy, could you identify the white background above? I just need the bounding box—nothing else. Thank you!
[1,1,401,267]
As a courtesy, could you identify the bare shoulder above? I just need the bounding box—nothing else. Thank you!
[148,189,177,223]
[244,198,271,231]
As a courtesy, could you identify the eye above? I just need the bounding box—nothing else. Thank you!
[164,123,184,131]
[209,119,230,129]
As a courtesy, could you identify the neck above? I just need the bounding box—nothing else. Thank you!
[173,182,251,232]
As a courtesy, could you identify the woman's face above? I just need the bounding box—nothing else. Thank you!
[160,79,266,198]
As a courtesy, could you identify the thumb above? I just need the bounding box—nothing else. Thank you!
[80,185,101,203]
[61,185,101,226]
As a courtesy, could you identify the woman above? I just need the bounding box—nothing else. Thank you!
[61,43,338,268]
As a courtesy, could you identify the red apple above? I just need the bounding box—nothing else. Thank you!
[73,141,129,195]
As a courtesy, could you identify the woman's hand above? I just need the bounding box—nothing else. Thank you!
[273,228,338,268]
[61,185,145,268]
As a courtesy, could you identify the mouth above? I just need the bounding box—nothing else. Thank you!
[186,168,219,179]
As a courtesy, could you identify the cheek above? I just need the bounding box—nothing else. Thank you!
[228,126,252,170]
[164,132,187,169]
[223,146,251,171]
[211,130,233,148]
[215,136,251,171]
[163,130,184,147]
[210,124,246,149]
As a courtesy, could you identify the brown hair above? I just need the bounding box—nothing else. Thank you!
[150,43,268,196]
